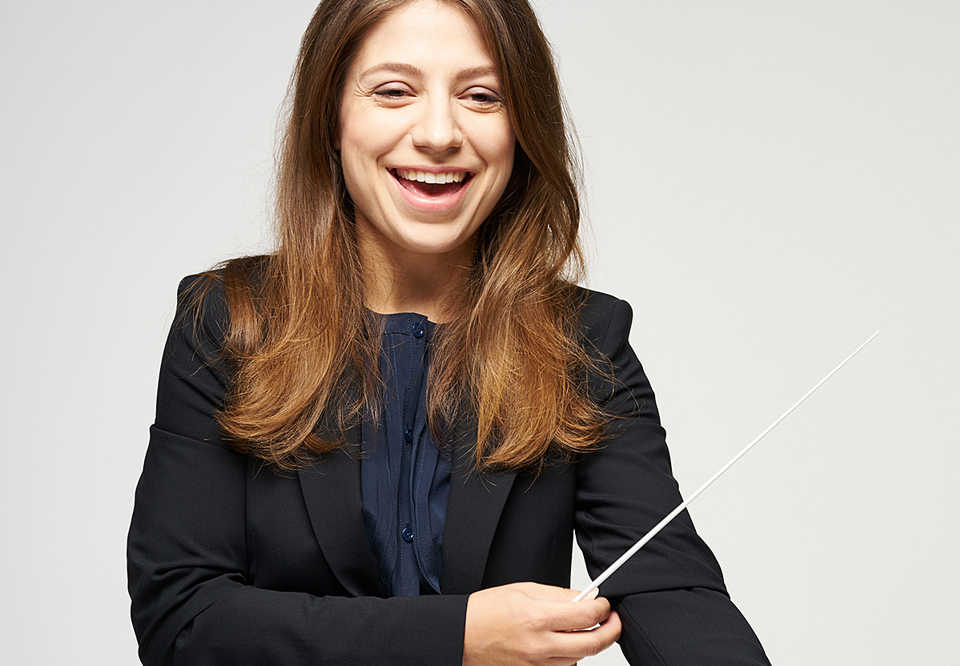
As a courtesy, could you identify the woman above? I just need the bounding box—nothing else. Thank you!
[128,0,770,663]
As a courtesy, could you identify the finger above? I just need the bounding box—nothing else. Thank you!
[558,586,597,601]
[516,584,597,604]
[546,597,612,632]
[516,584,585,603]
[550,610,622,660]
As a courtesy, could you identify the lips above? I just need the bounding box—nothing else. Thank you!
[391,168,472,198]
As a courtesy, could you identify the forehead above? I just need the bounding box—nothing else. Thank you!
[349,0,496,76]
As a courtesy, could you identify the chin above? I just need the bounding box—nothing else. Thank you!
[393,224,478,258]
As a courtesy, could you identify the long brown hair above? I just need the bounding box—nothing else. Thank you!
[200,0,609,471]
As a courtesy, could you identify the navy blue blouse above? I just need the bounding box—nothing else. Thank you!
[360,313,452,596]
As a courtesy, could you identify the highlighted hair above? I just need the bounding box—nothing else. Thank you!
[198,0,610,471]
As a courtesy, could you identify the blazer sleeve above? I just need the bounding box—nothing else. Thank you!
[575,296,770,665]
[127,276,468,666]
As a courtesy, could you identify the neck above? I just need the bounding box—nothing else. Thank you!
[358,225,474,323]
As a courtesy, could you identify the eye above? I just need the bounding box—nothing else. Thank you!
[372,84,414,102]
[471,92,502,104]
[463,87,503,108]
[374,88,408,98]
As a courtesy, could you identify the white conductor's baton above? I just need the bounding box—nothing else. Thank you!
[572,331,880,603]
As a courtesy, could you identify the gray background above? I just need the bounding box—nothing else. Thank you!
[1,1,957,663]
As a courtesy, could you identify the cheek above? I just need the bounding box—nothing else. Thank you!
[338,107,400,167]
[481,129,516,196]
[476,121,516,177]
[337,117,393,203]
[337,131,363,199]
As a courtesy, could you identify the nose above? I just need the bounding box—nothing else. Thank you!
[411,98,463,153]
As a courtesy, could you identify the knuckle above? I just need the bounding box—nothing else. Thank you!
[529,607,551,629]
[527,638,551,659]
[582,636,605,657]
[594,599,612,619]
[586,608,606,627]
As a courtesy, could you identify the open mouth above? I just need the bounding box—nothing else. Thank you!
[391,168,472,198]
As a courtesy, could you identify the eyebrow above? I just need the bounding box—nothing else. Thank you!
[358,62,499,83]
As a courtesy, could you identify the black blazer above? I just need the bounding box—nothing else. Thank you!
[128,276,769,665]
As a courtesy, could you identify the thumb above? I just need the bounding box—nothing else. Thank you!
[561,586,599,602]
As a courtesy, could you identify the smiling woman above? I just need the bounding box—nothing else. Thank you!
[127,0,770,664]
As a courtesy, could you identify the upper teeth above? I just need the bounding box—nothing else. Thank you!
[397,169,466,184]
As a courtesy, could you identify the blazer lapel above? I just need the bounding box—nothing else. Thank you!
[298,405,518,597]
[298,420,383,597]
[441,422,517,595]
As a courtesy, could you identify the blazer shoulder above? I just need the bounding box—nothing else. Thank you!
[173,255,272,340]
[171,271,230,353]
[571,285,635,353]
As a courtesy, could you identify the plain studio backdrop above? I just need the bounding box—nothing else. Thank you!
[1,1,957,663]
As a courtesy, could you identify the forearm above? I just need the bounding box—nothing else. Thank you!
[614,588,769,666]
[132,582,467,666]
[128,425,469,665]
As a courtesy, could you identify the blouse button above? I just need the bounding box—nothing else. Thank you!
[404,428,413,443]
[401,526,414,542]
[412,323,425,338]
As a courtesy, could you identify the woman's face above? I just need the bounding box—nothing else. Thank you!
[338,0,515,265]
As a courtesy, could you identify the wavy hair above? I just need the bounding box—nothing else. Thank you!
[201,0,609,471]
